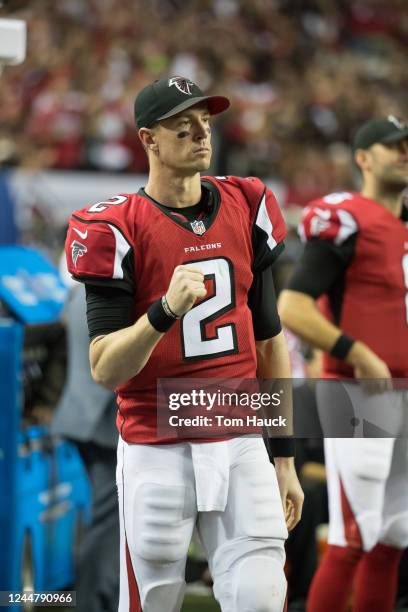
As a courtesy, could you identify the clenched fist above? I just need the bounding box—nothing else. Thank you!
[165,265,207,317]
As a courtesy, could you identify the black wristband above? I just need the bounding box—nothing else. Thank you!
[264,437,296,461]
[330,333,355,360]
[161,295,180,319]
[270,437,296,458]
[147,297,178,333]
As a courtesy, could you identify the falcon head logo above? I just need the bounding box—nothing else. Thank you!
[168,77,194,95]
[71,240,87,267]
[387,115,407,130]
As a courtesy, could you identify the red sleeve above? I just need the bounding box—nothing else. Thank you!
[65,216,134,293]
[299,199,358,246]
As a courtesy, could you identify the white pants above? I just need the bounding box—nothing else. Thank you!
[317,382,408,552]
[117,436,288,612]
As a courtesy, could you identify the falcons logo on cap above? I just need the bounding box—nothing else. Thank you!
[388,115,407,130]
[71,240,87,266]
[168,77,194,95]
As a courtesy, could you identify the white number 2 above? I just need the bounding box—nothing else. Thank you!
[403,254,408,324]
[181,258,238,360]
[88,195,128,213]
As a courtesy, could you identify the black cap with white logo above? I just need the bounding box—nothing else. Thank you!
[134,76,230,129]
[352,116,408,151]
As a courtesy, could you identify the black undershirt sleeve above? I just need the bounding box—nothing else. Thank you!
[248,265,282,340]
[247,266,296,457]
[85,284,135,340]
[288,235,356,298]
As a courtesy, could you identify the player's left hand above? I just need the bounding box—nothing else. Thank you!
[274,457,304,531]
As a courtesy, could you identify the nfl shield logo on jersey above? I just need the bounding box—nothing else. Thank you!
[191,220,206,235]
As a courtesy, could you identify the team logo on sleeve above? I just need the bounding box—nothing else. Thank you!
[168,77,194,95]
[191,220,206,235]
[309,208,331,236]
[71,240,87,266]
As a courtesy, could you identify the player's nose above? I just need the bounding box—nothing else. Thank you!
[193,120,209,140]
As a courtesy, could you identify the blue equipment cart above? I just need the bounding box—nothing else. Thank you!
[0,246,91,609]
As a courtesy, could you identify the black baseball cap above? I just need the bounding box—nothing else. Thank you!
[352,116,408,151]
[134,76,230,129]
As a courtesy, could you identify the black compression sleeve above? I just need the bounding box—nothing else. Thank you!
[249,266,295,458]
[85,284,135,340]
[288,236,356,298]
[248,266,282,340]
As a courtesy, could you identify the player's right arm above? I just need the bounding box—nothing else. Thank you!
[278,200,392,381]
[89,265,206,390]
[278,290,390,379]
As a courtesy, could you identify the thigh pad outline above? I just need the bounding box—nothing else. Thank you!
[129,482,195,563]
[228,462,287,540]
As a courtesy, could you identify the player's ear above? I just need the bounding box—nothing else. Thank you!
[138,128,159,154]
[354,148,370,173]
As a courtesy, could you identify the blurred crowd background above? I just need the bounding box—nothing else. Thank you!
[1,2,408,610]
[1,0,407,207]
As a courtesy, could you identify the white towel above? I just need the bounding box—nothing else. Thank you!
[190,441,230,512]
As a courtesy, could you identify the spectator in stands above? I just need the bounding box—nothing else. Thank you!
[1,0,406,203]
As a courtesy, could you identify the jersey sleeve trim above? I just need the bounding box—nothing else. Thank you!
[335,209,358,245]
[255,190,278,251]
[108,224,132,280]
[252,187,286,271]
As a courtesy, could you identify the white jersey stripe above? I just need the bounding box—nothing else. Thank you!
[255,193,277,251]
[335,209,358,245]
[108,224,131,279]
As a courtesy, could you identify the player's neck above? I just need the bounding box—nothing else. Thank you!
[361,186,403,218]
[144,169,202,208]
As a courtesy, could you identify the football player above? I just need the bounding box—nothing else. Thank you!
[66,76,304,612]
[279,116,408,612]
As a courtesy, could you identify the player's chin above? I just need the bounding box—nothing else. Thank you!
[192,158,211,172]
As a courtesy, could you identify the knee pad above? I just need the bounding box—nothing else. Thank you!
[142,580,185,612]
[382,512,408,548]
[235,556,287,612]
[131,482,194,563]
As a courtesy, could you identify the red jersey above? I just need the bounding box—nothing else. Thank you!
[300,191,408,378]
[66,176,286,443]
